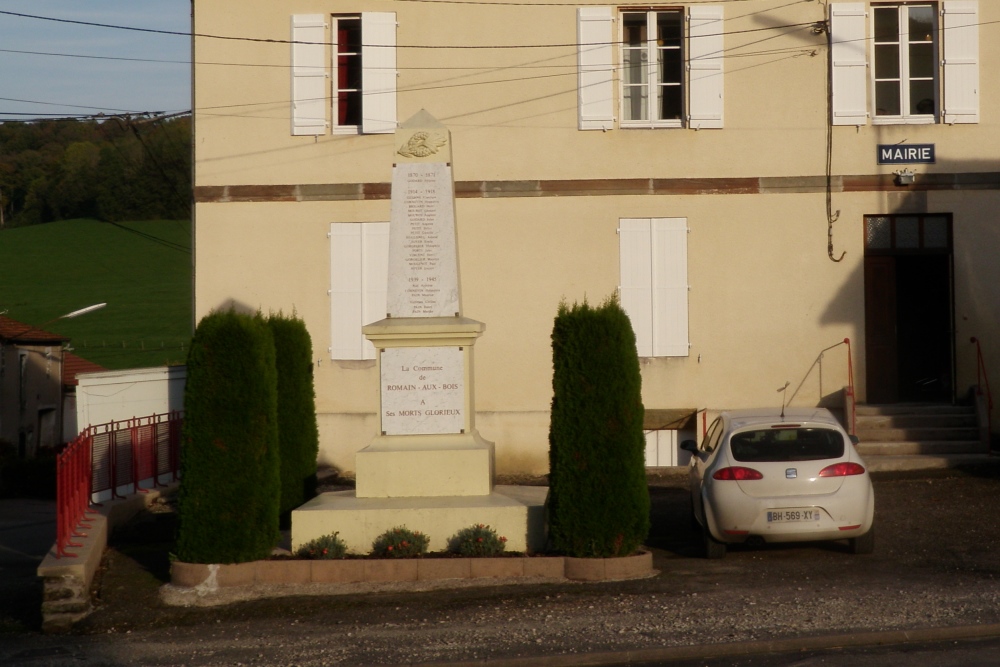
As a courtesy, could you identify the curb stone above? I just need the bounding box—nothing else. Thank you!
[385,621,1000,667]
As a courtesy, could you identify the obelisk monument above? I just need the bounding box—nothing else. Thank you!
[291,111,544,554]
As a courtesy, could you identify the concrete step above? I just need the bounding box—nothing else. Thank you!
[855,404,974,417]
[854,413,978,429]
[857,439,988,457]
[854,426,980,442]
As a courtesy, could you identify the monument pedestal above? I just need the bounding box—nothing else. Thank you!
[355,431,494,498]
[292,485,547,554]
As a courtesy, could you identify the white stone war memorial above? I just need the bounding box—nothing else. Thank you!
[292,111,546,554]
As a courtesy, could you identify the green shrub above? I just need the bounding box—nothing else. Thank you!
[267,313,320,517]
[175,309,281,564]
[547,296,650,558]
[296,532,347,559]
[371,526,429,558]
[449,524,508,557]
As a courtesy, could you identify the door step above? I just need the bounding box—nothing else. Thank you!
[854,403,988,466]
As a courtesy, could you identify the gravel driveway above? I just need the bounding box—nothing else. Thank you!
[2,466,1000,666]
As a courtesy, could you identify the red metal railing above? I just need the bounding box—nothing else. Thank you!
[844,337,856,435]
[971,337,993,438]
[55,411,183,559]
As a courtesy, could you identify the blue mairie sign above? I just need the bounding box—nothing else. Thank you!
[878,144,936,165]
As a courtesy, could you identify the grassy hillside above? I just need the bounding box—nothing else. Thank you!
[0,219,191,370]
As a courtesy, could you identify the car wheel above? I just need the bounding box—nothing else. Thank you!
[849,523,875,555]
[702,524,727,559]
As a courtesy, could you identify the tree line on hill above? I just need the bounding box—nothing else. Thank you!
[0,115,190,227]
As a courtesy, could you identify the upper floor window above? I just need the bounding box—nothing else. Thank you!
[577,5,723,131]
[872,4,937,121]
[621,10,684,127]
[830,1,979,126]
[291,12,397,136]
[334,16,363,128]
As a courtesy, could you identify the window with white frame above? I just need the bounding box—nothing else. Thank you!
[621,10,684,126]
[291,13,397,136]
[618,218,689,357]
[830,1,979,125]
[577,5,723,131]
[330,222,389,360]
[873,4,937,120]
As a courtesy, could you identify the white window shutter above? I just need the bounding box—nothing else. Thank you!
[330,223,364,360]
[361,12,397,134]
[619,219,654,357]
[942,1,979,124]
[829,3,868,126]
[291,14,327,136]
[577,7,614,131]
[360,222,390,360]
[687,5,724,129]
[650,218,689,357]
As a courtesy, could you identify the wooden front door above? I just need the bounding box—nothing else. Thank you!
[864,256,898,403]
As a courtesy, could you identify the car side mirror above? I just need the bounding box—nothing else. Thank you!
[849,434,860,446]
[680,439,698,453]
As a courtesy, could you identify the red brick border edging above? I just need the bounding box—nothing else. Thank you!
[171,551,654,589]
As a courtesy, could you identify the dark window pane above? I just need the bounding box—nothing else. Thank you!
[909,42,934,79]
[657,11,683,49]
[896,217,919,248]
[875,44,900,79]
[908,6,935,43]
[338,21,361,54]
[658,48,683,85]
[874,7,899,42]
[924,217,949,248]
[730,428,845,463]
[623,13,646,46]
[875,81,901,116]
[909,79,936,115]
[338,54,361,90]
[338,90,361,126]
[866,217,891,249]
[658,85,682,120]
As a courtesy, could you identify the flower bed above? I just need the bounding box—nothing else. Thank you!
[170,550,654,590]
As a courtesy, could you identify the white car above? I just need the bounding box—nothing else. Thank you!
[680,408,875,559]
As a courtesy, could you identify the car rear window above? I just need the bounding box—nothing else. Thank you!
[729,427,845,462]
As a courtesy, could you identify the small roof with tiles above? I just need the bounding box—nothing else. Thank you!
[0,315,70,345]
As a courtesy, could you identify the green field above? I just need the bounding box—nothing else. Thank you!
[0,219,192,370]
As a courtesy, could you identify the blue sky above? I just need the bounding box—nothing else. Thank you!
[0,1,191,121]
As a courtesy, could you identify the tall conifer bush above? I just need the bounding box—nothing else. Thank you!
[547,296,650,557]
[267,312,320,517]
[176,310,280,564]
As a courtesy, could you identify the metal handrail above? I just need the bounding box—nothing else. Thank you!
[971,337,993,437]
[55,411,183,558]
[785,338,855,433]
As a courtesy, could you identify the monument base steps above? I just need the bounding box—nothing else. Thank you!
[355,432,494,498]
[291,485,547,554]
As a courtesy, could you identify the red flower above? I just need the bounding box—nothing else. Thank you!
[387,545,394,551]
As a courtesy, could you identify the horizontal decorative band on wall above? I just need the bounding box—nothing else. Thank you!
[194,173,1000,204]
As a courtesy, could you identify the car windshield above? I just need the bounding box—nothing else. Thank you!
[729,427,845,462]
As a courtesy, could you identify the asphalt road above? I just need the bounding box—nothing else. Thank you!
[2,466,1000,666]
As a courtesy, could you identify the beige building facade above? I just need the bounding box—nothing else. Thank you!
[192,1,999,475]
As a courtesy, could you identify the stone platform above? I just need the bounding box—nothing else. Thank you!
[291,485,547,554]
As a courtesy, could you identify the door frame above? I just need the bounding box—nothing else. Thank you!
[862,214,955,404]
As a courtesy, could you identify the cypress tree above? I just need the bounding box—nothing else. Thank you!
[267,312,320,518]
[176,310,280,564]
[548,296,650,557]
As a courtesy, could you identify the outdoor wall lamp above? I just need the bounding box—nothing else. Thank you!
[893,169,916,186]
